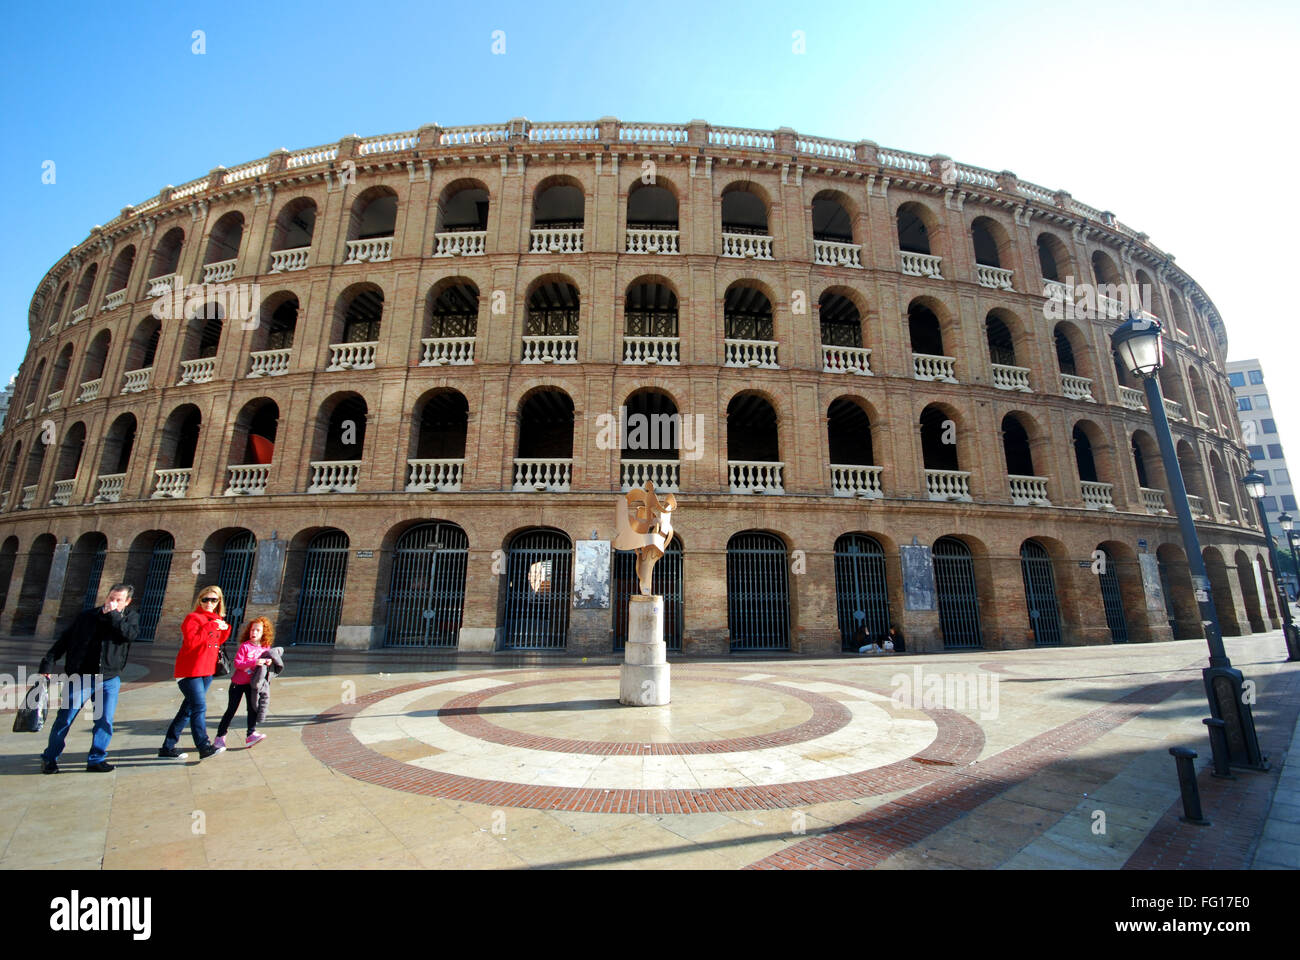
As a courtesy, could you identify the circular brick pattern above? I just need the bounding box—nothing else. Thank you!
[302,669,986,812]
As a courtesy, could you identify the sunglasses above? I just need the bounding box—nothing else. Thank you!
[200,597,219,605]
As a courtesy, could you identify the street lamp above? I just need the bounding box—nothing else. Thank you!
[1278,513,1300,608]
[1250,494,1300,662]
[1111,316,1268,770]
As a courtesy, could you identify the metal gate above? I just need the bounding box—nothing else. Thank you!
[137,534,174,642]
[384,522,469,647]
[293,530,349,645]
[217,530,257,637]
[613,539,682,651]
[1021,540,1063,646]
[934,537,982,649]
[727,531,789,651]
[502,529,571,649]
[1097,548,1129,643]
[80,540,107,611]
[834,533,890,650]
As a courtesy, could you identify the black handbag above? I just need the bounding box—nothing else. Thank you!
[214,642,231,678]
[12,675,48,733]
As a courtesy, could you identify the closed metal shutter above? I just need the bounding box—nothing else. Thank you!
[384,522,469,648]
[727,531,790,651]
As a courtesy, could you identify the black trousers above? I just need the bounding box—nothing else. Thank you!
[217,682,257,737]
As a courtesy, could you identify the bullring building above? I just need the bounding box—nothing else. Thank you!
[0,118,1283,655]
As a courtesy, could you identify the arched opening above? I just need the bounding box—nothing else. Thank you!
[72,264,99,314]
[1176,440,1211,513]
[934,537,982,648]
[125,316,161,379]
[292,529,350,645]
[828,396,875,470]
[920,404,959,472]
[48,345,75,405]
[81,330,112,393]
[1157,543,1201,639]
[348,187,397,240]
[532,180,584,229]
[1021,539,1063,646]
[424,279,479,344]
[720,183,769,234]
[149,227,185,280]
[1235,549,1265,632]
[154,405,201,497]
[723,283,775,362]
[1073,424,1098,482]
[212,528,257,637]
[614,538,683,651]
[0,443,20,505]
[106,246,136,298]
[908,301,946,360]
[620,389,680,491]
[20,443,47,506]
[179,301,224,381]
[1002,414,1036,477]
[812,191,854,243]
[834,533,891,650]
[271,196,316,253]
[501,528,572,649]
[622,279,678,364]
[226,398,278,494]
[897,202,933,254]
[1257,555,1279,623]
[727,531,789,650]
[329,284,383,369]
[1037,233,1070,282]
[627,183,678,230]
[514,389,574,491]
[47,284,68,330]
[727,392,781,493]
[204,211,244,269]
[0,537,18,615]
[819,289,863,348]
[1203,547,1240,636]
[96,414,136,500]
[971,216,1008,268]
[311,394,367,492]
[523,277,579,362]
[13,534,57,634]
[57,533,107,630]
[124,531,175,642]
[1091,250,1123,286]
[249,293,297,368]
[986,312,1016,367]
[435,181,490,236]
[54,421,86,490]
[384,521,469,647]
[1095,545,1129,643]
[408,390,468,491]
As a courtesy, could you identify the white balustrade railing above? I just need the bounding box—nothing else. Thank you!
[1061,374,1095,402]
[724,339,779,369]
[358,130,418,155]
[618,123,688,143]
[20,485,37,510]
[813,240,863,268]
[721,232,774,259]
[22,403,33,420]
[954,164,999,188]
[1096,294,1128,320]
[122,368,152,393]
[529,227,583,254]
[49,479,75,507]
[1081,481,1116,511]
[521,335,578,364]
[344,237,392,263]
[620,460,679,493]
[1186,493,1208,518]
[269,247,310,272]
[420,337,476,366]
[708,127,775,149]
[45,390,62,412]
[976,265,1014,290]
[878,148,930,173]
[728,460,785,494]
[69,305,88,325]
[830,464,883,499]
[326,341,377,371]
[1119,386,1146,411]
[147,274,179,298]
[286,144,339,168]
[202,258,236,283]
[528,122,599,142]
[900,250,943,278]
[225,464,270,496]
[1217,500,1234,522]
[222,158,270,184]
[1141,487,1169,515]
[1008,475,1051,506]
[432,231,487,257]
[438,124,508,145]
[991,364,1031,392]
[102,289,127,312]
[151,468,192,499]
[513,458,573,492]
[308,461,361,493]
[77,378,103,402]
[0,490,8,511]
[625,229,680,255]
[405,459,464,492]
[178,358,216,384]
[247,348,292,378]
[797,135,855,160]
[1196,410,1212,429]
[822,345,873,376]
[1042,279,1069,303]
[94,473,126,503]
[623,336,679,365]
[1163,397,1185,421]
[913,353,957,383]
[926,469,973,502]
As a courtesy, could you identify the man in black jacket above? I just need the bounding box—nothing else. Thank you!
[38,583,139,773]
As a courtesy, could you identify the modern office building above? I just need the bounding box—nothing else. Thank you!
[0,118,1283,652]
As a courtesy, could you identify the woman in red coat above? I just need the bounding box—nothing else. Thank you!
[158,586,232,760]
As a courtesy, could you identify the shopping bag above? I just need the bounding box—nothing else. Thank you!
[12,676,49,733]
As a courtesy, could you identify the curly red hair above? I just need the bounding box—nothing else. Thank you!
[240,616,275,647]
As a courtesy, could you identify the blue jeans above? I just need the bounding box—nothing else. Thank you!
[41,675,120,765]
[163,676,214,750]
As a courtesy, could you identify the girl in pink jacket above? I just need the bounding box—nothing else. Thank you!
[214,617,275,749]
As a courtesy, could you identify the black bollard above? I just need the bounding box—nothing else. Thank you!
[1169,746,1210,826]
[1202,718,1235,780]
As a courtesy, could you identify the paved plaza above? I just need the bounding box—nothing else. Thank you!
[0,633,1296,870]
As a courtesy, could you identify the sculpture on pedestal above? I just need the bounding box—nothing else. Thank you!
[614,482,677,707]
[612,482,677,595]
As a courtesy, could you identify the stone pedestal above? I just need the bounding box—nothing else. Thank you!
[619,594,670,706]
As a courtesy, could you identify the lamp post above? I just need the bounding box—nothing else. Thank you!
[1248,489,1300,660]
[1111,316,1268,770]
[1279,513,1300,604]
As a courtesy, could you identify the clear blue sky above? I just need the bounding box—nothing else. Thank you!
[3,0,1298,450]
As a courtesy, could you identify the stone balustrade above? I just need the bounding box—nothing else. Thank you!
[623,336,679,365]
[247,348,292,378]
[1061,374,1095,402]
[1119,386,1146,411]
[432,231,487,257]
[225,464,270,496]
[721,232,773,260]
[913,353,957,383]
[21,403,33,420]
[420,337,476,366]
[49,479,75,507]
[926,469,972,502]
[830,464,883,498]
[146,275,179,298]
[77,378,103,402]
[991,364,1031,392]
[1186,494,1209,518]
[813,240,862,268]
[1196,410,1212,429]
[151,468,192,499]
[269,248,310,272]
[406,459,465,492]
[821,345,872,376]
[20,485,37,510]
[344,237,392,263]
[1042,280,1069,303]
[308,461,361,493]
[1163,397,1185,421]
[724,339,779,369]
[976,265,1014,290]
[94,473,125,503]
[513,458,573,492]
[1141,487,1169,515]
[178,358,216,384]
[521,335,578,364]
[122,368,152,394]
[202,258,237,283]
[69,305,88,325]
[625,229,680,255]
[529,227,583,254]
[900,251,943,278]
[102,289,127,312]
[1008,475,1051,506]
[1082,481,1116,511]
[326,341,378,371]
[45,390,62,412]
[620,459,679,493]
[728,460,785,494]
